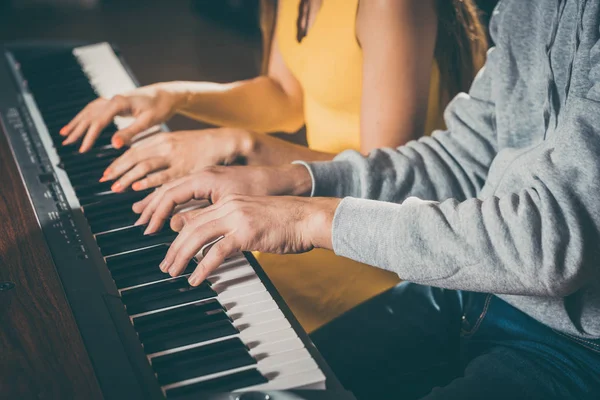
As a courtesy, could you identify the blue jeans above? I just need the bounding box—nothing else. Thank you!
[310,282,600,400]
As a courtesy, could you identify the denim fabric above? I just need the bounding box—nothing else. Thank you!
[311,282,600,400]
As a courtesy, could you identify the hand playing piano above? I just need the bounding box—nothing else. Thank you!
[100,128,253,192]
[60,84,181,152]
[163,194,338,286]
[131,164,336,286]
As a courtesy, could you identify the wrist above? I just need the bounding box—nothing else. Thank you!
[156,81,192,112]
[281,164,313,197]
[303,198,340,250]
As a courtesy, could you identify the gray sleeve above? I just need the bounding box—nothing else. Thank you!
[304,46,499,203]
[331,94,600,297]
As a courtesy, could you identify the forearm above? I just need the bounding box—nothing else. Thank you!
[242,132,335,166]
[158,79,305,133]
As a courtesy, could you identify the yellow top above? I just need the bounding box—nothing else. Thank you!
[276,0,444,153]
[257,0,445,332]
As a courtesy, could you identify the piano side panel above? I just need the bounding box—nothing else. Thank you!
[0,128,103,399]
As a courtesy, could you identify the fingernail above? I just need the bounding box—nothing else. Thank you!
[99,176,107,182]
[159,260,167,272]
[103,168,112,177]
[132,182,143,191]
[133,218,142,225]
[111,182,122,192]
[143,226,152,235]
[188,274,199,286]
[113,136,124,149]
[60,126,68,136]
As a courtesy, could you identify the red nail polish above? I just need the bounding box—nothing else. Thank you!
[113,137,124,149]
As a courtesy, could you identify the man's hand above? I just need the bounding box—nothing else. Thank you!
[156,195,340,286]
[132,164,313,233]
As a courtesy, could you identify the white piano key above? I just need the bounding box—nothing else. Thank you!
[233,309,286,332]
[73,43,160,135]
[242,368,327,392]
[256,348,314,371]
[248,336,305,358]
[223,291,275,312]
[216,281,266,302]
[162,333,315,392]
[208,264,255,285]
[228,299,279,318]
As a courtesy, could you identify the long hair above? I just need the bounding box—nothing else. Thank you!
[259,0,488,102]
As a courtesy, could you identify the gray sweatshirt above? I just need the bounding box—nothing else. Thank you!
[301,0,600,339]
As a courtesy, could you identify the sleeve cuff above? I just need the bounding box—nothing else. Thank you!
[291,159,358,198]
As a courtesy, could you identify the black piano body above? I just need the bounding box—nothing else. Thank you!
[0,41,352,400]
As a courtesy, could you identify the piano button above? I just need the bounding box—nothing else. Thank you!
[121,278,216,315]
[165,369,268,399]
[153,338,255,385]
[142,317,238,355]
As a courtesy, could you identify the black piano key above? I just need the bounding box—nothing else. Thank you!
[135,301,228,339]
[65,164,115,187]
[58,143,119,164]
[77,187,139,208]
[153,338,254,385]
[105,245,170,270]
[121,277,216,315]
[73,180,114,197]
[95,226,177,256]
[88,212,139,235]
[141,318,238,355]
[110,259,196,289]
[83,198,143,220]
[80,189,151,213]
[60,147,124,169]
[133,299,223,333]
[165,369,268,399]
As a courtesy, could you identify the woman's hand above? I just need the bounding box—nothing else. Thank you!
[60,84,184,152]
[131,164,314,233]
[102,128,253,192]
[157,194,340,286]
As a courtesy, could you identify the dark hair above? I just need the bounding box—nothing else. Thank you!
[259,0,488,101]
[434,0,487,101]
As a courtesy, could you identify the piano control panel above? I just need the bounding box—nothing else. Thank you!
[0,42,343,399]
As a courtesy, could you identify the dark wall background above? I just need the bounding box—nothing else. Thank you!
[0,0,498,134]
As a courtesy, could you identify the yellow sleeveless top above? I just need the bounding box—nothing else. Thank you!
[257,0,445,332]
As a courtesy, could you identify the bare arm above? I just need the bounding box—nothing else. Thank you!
[356,0,437,152]
[174,36,305,134]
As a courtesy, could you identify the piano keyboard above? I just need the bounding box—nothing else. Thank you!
[0,42,339,399]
